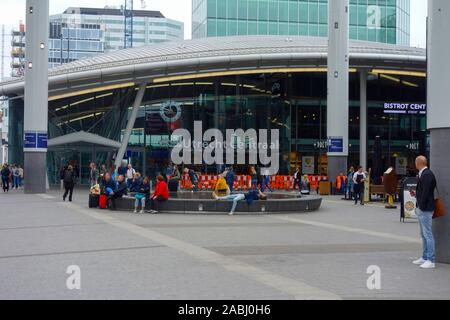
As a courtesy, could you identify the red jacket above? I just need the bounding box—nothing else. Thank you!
[153,181,169,200]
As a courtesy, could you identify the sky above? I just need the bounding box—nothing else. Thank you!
[0,0,428,79]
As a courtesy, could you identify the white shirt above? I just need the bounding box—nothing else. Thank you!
[353,172,366,185]
[126,168,135,179]
[419,167,428,178]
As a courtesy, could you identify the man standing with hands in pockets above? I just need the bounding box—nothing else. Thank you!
[411,156,437,269]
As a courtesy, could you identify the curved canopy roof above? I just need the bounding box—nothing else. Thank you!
[0,35,426,98]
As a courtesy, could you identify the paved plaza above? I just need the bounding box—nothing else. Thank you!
[1,188,449,300]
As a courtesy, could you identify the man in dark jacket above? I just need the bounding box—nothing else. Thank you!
[1,164,10,192]
[62,165,76,202]
[411,156,437,269]
[108,175,127,211]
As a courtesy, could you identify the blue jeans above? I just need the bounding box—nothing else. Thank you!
[416,208,435,263]
[13,176,20,188]
[220,194,245,213]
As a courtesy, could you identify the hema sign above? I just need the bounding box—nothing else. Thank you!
[384,103,427,115]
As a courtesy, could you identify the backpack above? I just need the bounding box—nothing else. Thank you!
[64,171,74,184]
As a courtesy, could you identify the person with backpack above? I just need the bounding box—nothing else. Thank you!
[134,176,150,214]
[352,166,367,206]
[62,165,76,202]
[1,163,10,192]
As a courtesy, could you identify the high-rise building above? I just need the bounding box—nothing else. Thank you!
[192,0,410,46]
[55,7,184,52]
[9,7,185,76]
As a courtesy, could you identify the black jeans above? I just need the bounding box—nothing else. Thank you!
[354,185,363,204]
[150,196,167,211]
[2,177,9,192]
[293,179,301,190]
[63,182,74,201]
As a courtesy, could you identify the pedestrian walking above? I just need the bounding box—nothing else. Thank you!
[346,167,355,200]
[1,163,10,192]
[62,165,76,202]
[12,164,20,190]
[293,167,301,191]
[18,165,24,188]
[352,166,366,205]
[411,156,437,269]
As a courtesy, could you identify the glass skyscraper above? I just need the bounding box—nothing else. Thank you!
[192,0,410,45]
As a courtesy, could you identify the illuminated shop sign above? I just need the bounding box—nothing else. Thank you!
[383,103,427,115]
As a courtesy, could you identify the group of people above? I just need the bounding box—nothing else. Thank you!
[344,166,368,206]
[1,163,24,193]
[211,166,268,216]
[91,162,170,214]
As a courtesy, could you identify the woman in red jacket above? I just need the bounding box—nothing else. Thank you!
[148,175,169,214]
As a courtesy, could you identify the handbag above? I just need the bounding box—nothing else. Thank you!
[433,187,447,219]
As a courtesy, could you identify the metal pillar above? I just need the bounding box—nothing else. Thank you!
[24,0,49,194]
[327,0,349,183]
[428,0,450,264]
[115,83,147,168]
[359,69,368,170]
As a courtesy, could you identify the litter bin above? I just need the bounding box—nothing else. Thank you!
[319,181,331,195]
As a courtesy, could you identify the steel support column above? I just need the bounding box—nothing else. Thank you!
[327,0,349,185]
[24,0,49,194]
[428,0,450,264]
[360,69,368,170]
[115,83,146,168]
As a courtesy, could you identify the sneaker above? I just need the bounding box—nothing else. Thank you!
[229,212,234,216]
[133,209,138,214]
[420,261,436,269]
[139,210,144,214]
[413,258,426,265]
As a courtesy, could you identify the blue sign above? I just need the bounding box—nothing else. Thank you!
[24,132,37,149]
[328,137,344,153]
[37,133,48,149]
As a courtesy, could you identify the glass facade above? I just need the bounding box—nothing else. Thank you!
[192,0,410,45]
[49,22,105,68]
[9,70,425,184]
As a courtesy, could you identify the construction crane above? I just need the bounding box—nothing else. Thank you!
[123,0,133,49]
[123,0,147,49]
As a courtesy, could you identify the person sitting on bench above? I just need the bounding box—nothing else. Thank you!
[134,176,150,214]
[147,175,169,214]
[213,173,246,216]
[108,175,127,211]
